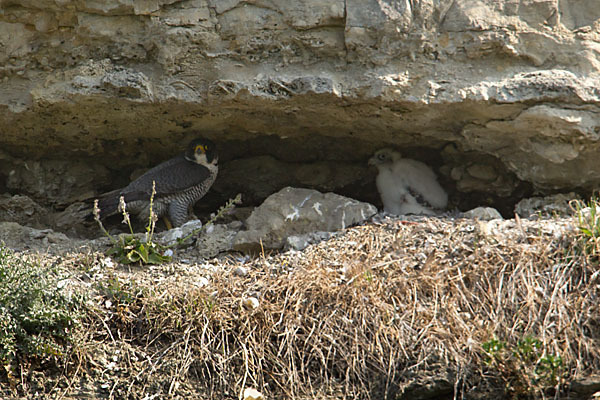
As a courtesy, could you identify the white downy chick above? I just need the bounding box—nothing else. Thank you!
[368,148,448,215]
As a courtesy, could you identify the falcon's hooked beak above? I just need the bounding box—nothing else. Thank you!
[369,148,398,167]
[368,156,379,166]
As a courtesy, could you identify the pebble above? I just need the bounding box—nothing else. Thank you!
[233,266,249,277]
[463,206,503,221]
[242,297,259,310]
[243,388,264,400]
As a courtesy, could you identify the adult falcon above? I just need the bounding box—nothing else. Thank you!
[96,138,218,229]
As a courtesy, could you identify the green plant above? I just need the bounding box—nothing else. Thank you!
[482,337,505,360]
[0,245,83,386]
[482,335,564,397]
[94,181,171,265]
[571,197,600,261]
[96,275,135,306]
[94,183,242,265]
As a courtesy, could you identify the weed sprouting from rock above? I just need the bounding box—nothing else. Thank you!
[94,182,171,265]
[93,184,242,265]
[571,197,600,262]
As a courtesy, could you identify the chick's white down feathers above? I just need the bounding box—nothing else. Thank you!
[369,148,448,215]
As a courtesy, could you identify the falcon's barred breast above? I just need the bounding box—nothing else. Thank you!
[97,138,218,228]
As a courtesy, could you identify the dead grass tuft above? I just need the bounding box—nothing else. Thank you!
[4,215,600,399]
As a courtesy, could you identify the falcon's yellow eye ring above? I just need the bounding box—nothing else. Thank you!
[195,144,206,153]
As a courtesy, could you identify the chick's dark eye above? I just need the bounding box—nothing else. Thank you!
[378,154,386,160]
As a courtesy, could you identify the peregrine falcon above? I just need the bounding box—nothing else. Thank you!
[97,138,218,229]
[368,148,447,215]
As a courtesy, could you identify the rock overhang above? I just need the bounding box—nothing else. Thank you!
[1,0,600,222]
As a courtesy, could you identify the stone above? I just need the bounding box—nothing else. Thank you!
[52,201,96,237]
[6,159,110,206]
[232,266,248,277]
[0,194,48,228]
[242,297,259,311]
[243,387,264,400]
[159,219,203,245]
[285,231,333,251]
[465,164,497,182]
[463,207,503,221]
[514,193,580,218]
[158,219,242,259]
[233,187,377,251]
[194,221,242,259]
[569,376,600,398]
[0,221,74,251]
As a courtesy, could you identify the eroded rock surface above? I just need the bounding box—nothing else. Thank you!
[514,192,580,218]
[1,0,600,231]
[233,187,377,251]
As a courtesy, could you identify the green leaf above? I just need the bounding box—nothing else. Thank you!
[137,244,149,263]
[126,249,141,263]
[148,252,168,264]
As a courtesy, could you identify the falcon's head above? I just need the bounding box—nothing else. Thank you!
[185,138,218,167]
[368,148,402,167]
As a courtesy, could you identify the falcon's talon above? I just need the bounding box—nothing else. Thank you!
[163,217,174,231]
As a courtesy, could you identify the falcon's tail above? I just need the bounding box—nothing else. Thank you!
[94,189,123,220]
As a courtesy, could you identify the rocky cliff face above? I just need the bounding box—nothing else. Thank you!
[1,0,600,229]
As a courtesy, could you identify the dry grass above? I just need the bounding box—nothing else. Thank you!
[3,215,600,399]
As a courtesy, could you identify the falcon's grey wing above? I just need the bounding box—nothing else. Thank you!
[123,154,212,203]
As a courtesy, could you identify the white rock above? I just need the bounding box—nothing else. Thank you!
[181,219,203,231]
[234,187,376,251]
[196,276,210,287]
[463,207,503,221]
[194,222,242,259]
[233,266,249,277]
[161,228,184,244]
[285,231,332,251]
[242,297,260,310]
[160,219,203,245]
[243,388,264,400]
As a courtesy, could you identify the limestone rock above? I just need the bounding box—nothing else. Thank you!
[243,388,264,400]
[242,297,260,311]
[51,201,97,238]
[285,231,333,251]
[158,219,242,258]
[0,221,73,251]
[515,193,580,218]
[0,194,48,228]
[194,222,242,259]
[463,207,503,221]
[232,266,248,277]
[2,0,600,214]
[159,219,204,245]
[6,159,110,206]
[233,187,377,251]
